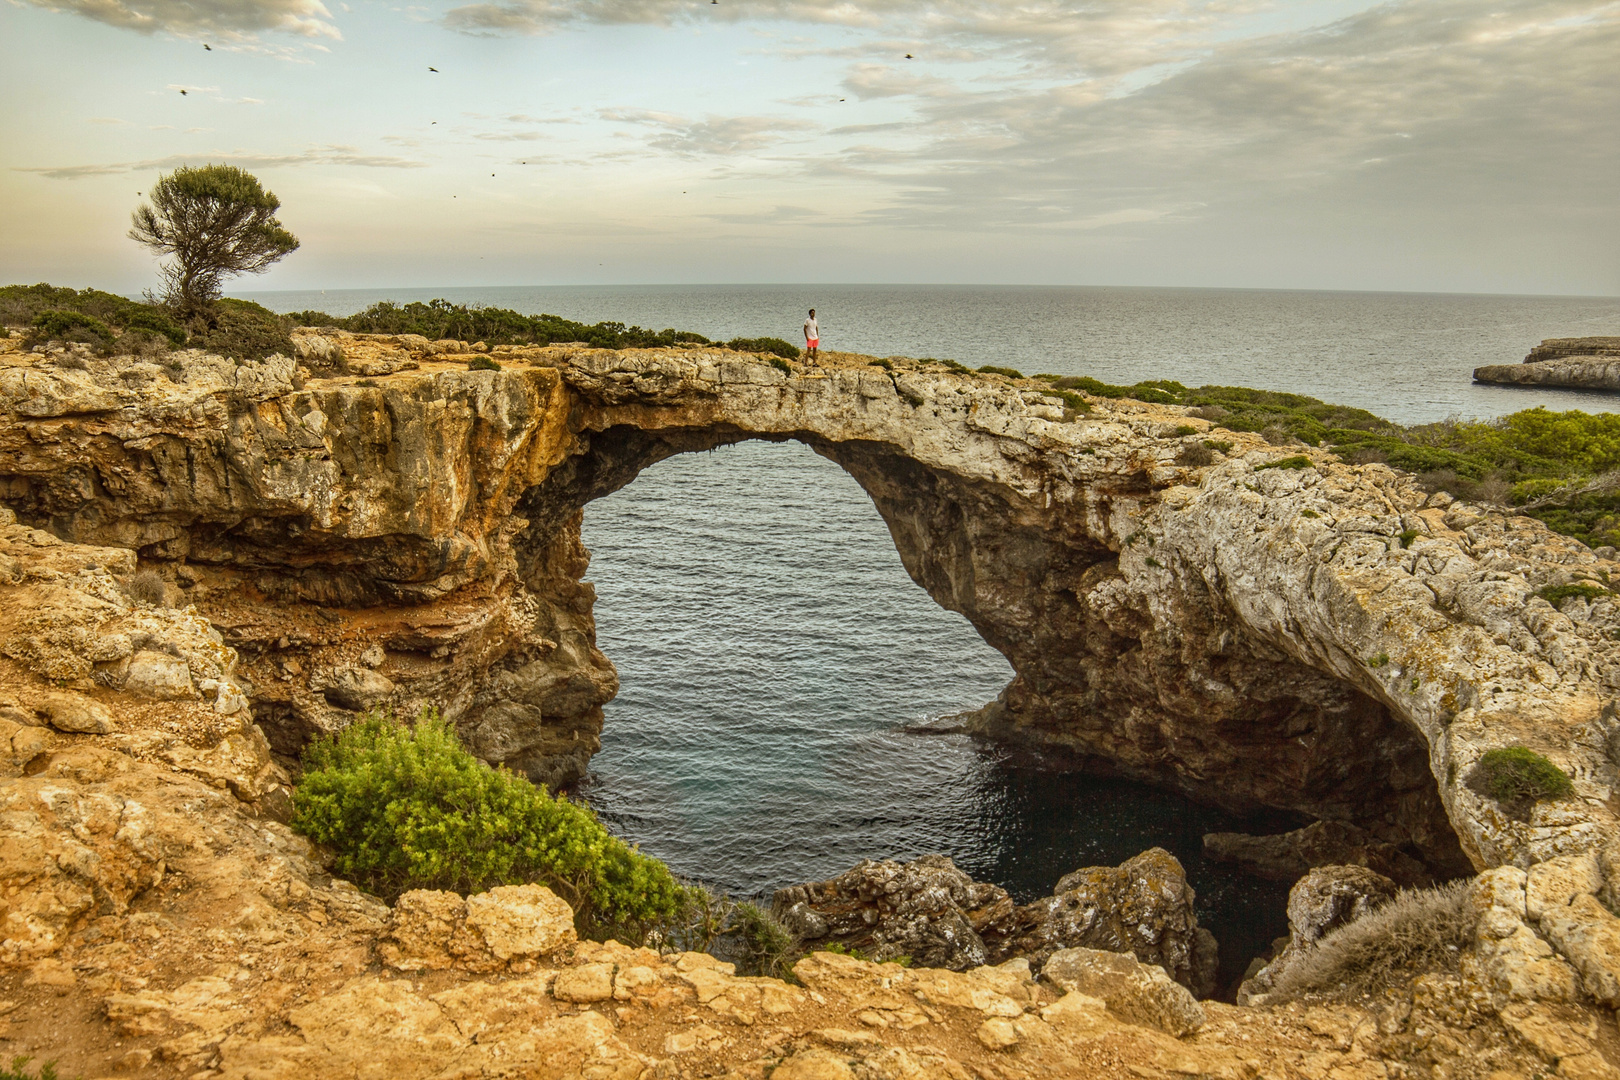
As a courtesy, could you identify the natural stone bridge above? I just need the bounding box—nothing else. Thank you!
[2,332,1618,881]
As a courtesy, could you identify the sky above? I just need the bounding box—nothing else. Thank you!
[1,0,1617,295]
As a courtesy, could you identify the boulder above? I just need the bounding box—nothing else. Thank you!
[1286,865,1400,946]
[1041,946,1206,1037]
[123,649,195,700]
[1202,820,1433,887]
[987,848,1219,997]
[1525,852,1602,920]
[39,691,113,734]
[381,885,576,973]
[322,666,396,711]
[1237,865,1399,1004]
[1470,866,1579,1004]
[775,848,1218,997]
[772,854,1008,970]
[1539,894,1620,1006]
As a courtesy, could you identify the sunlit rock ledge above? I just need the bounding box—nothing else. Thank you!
[5,331,1617,874]
[1,333,1620,1075]
[1474,335,1620,390]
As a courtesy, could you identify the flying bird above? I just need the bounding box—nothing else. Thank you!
[203,44,212,50]
[179,89,188,95]
[429,66,439,72]
[904,53,914,58]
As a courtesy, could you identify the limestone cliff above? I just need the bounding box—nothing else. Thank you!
[1474,336,1620,390]
[3,333,1617,877]
[1,335,1620,1077]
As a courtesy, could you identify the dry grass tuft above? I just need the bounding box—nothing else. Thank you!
[125,569,168,607]
[1268,881,1476,1001]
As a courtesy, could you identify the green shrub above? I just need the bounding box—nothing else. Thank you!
[1203,439,1232,453]
[768,357,792,374]
[467,356,501,371]
[32,309,114,343]
[1173,425,1199,437]
[122,306,188,346]
[1537,582,1611,604]
[1268,882,1476,1001]
[725,336,799,360]
[0,1057,61,1080]
[1469,747,1574,805]
[188,298,295,360]
[1257,455,1313,471]
[868,358,893,370]
[1300,508,1319,518]
[977,364,1023,379]
[355,378,379,388]
[1368,652,1389,668]
[731,901,798,981]
[5,284,191,353]
[290,711,691,942]
[1398,529,1419,548]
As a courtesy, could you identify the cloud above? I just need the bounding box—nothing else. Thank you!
[601,108,815,156]
[15,145,426,179]
[20,0,340,40]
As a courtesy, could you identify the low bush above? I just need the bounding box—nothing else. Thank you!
[0,1058,61,1080]
[290,710,692,943]
[1257,456,1313,471]
[977,364,1023,379]
[731,901,798,981]
[32,309,114,344]
[1268,882,1476,1001]
[868,358,893,370]
[125,569,167,607]
[1537,582,1611,605]
[5,284,189,354]
[1468,746,1574,805]
[725,336,799,360]
[768,357,792,374]
[467,356,501,371]
[187,298,295,361]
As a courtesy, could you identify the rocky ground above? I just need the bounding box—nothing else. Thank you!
[0,331,1618,1077]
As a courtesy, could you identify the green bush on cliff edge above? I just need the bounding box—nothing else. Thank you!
[290,710,691,943]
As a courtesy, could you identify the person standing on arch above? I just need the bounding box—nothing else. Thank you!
[803,308,820,363]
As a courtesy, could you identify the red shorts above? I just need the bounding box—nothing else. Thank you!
[807,338,819,348]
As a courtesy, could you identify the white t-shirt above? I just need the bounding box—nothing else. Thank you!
[804,316,819,340]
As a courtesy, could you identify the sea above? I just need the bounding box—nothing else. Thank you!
[249,284,1620,992]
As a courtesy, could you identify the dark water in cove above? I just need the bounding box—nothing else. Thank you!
[249,285,1620,990]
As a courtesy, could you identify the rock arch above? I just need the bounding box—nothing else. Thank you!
[2,337,1616,878]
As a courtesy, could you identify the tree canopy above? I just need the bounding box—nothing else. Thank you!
[129,165,299,318]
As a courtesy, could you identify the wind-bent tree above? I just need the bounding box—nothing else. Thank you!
[130,165,299,319]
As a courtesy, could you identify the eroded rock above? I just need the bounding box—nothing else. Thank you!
[1041,946,1206,1037]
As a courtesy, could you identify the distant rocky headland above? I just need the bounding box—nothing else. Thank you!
[1475,336,1620,391]
[1,322,1619,1078]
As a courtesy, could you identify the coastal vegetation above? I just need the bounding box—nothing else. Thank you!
[1268,882,1476,1001]
[289,297,802,358]
[1468,746,1575,806]
[1036,374,1620,549]
[290,709,692,944]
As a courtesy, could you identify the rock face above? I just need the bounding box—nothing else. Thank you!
[1474,336,1620,390]
[1041,946,1206,1036]
[1204,820,1434,887]
[774,849,1218,997]
[0,337,1618,1079]
[2,337,1618,879]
